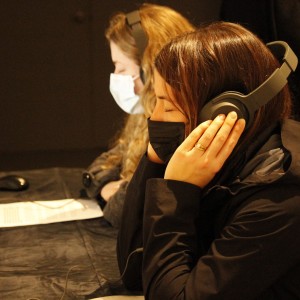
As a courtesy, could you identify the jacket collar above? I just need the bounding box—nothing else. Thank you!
[236,118,300,186]
[205,119,300,196]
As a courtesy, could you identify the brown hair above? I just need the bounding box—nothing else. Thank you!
[102,3,195,180]
[155,21,292,146]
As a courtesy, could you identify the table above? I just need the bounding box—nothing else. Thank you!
[0,168,130,300]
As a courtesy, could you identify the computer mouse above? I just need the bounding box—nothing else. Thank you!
[0,175,29,191]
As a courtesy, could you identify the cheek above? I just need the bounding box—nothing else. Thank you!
[177,112,188,124]
[150,101,166,121]
[134,77,144,95]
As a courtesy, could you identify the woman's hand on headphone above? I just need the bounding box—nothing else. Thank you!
[164,111,246,188]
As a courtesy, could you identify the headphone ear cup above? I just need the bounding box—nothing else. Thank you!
[198,92,250,125]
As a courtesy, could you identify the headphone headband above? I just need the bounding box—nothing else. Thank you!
[198,40,298,127]
[126,10,148,58]
[243,41,298,113]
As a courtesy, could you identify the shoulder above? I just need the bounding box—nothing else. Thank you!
[228,184,300,237]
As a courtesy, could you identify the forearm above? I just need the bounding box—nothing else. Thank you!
[142,183,300,299]
[102,181,128,228]
[83,145,123,198]
[116,154,165,291]
[143,179,202,299]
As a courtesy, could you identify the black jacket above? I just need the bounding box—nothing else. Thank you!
[117,119,300,299]
[82,144,128,228]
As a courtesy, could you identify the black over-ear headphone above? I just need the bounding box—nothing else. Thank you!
[198,41,298,128]
[126,10,148,82]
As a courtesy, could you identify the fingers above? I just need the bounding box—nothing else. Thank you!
[194,114,226,152]
[165,111,245,188]
[179,112,245,156]
[204,111,241,156]
[216,118,246,162]
[179,120,212,151]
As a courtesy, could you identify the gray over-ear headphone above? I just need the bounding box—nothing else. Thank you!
[198,41,298,127]
[126,10,148,57]
[126,10,148,82]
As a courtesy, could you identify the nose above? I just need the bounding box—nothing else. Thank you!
[150,101,163,121]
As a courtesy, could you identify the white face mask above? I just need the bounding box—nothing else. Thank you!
[109,73,144,114]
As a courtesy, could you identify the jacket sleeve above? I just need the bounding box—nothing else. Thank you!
[102,180,128,228]
[116,154,166,291]
[82,145,122,198]
[142,180,300,300]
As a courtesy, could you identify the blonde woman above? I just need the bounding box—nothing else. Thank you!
[82,4,195,228]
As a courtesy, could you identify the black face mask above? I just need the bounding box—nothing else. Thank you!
[147,119,185,163]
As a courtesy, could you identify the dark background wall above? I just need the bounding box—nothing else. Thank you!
[0,0,222,171]
[1,0,299,171]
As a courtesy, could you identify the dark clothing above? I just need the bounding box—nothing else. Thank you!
[117,119,300,299]
[82,144,128,228]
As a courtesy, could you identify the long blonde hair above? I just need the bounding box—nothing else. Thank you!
[102,3,195,180]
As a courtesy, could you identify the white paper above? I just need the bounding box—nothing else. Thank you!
[0,198,103,227]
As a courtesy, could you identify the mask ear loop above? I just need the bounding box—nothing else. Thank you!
[132,74,140,81]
